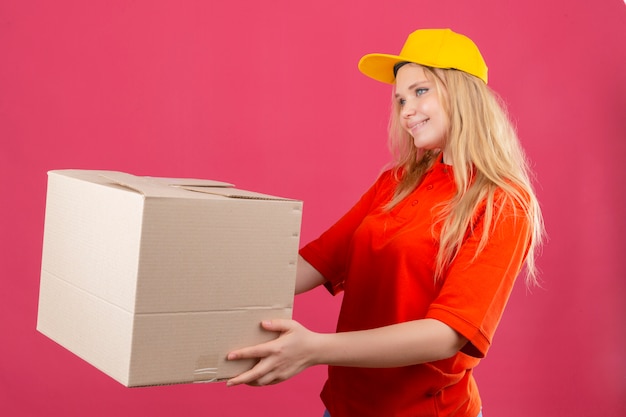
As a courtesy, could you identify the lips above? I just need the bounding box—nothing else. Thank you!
[408,119,428,133]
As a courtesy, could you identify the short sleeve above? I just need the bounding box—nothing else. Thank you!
[426,199,532,358]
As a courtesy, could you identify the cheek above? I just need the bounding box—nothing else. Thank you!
[440,112,450,129]
[431,103,449,129]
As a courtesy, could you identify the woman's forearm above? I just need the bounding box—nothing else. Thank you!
[312,318,467,368]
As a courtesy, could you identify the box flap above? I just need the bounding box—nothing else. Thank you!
[50,170,294,201]
[150,177,234,188]
[99,172,234,198]
[180,185,296,201]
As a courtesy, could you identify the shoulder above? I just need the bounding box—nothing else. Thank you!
[492,181,535,216]
[371,168,400,193]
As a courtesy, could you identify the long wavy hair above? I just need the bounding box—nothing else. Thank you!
[387,65,544,285]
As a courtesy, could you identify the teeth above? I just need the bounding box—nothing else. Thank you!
[410,120,427,130]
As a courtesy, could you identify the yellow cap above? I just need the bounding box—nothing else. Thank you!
[358,28,488,84]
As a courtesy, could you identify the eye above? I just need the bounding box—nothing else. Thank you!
[397,97,406,107]
[416,88,428,96]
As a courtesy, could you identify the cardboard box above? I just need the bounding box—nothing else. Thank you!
[36,170,302,387]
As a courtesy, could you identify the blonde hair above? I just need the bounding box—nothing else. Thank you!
[387,66,544,285]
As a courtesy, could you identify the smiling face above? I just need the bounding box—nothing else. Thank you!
[394,64,450,157]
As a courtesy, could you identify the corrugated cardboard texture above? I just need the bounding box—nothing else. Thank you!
[37,170,302,387]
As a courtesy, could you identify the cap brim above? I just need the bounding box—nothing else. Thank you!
[358,53,410,84]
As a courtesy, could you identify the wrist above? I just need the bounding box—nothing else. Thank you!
[307,331,334,367]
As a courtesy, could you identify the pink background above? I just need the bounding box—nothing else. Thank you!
[1,1,625,416]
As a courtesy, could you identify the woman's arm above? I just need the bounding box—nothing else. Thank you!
[226,318,467,387]
[294,255,326,294]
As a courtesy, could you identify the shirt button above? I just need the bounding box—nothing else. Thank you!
[427,184,434,190]
[411,200,418,206]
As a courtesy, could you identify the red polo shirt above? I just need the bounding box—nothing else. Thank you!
[299,158,531,417]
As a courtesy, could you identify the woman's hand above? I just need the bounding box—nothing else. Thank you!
[226,319,320,387]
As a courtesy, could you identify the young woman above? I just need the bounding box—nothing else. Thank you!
[226,28,544,417]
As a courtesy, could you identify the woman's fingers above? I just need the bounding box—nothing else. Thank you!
[227,320,290,361]
[226,319,315,387]
[226,358,272,386]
